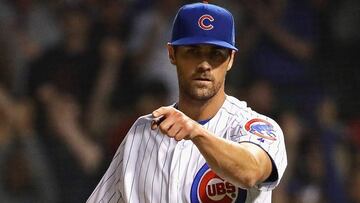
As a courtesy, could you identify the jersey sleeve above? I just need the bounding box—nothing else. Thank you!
[87,121,140,203]
[230,116,287,191]
[87,143,126,203]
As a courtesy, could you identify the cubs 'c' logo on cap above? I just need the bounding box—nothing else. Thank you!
[198,14,214,30]
[191,163,247,203]
[245,118,277,141]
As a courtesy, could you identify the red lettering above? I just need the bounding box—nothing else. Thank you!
[207,184,216,197]
[207,181,236,198]
[225,182,236,193]
[216,183,226,195]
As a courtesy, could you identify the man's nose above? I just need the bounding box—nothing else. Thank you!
[197,59,212,71]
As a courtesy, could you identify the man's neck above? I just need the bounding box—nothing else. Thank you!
[178,91,226,122]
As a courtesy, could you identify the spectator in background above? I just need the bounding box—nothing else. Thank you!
[0,0,60,96]
[89,0,140,112]
[313,96,349,203]
[84,28,171,171]
[316,0,360,120]
[316,3,360,201]
[289,135,328,203]
[237,0,318,113]
[283,96,350,203]
[28,6,98,104]
[0,86,58,203]
[127,0,184,102]
[273,109,304,203]
[27,6,104,203]
[85,35,127,138]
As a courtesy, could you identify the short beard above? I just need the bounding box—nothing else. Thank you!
[179,80,222,101]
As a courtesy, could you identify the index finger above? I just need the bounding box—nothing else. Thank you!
[152,106,174,118]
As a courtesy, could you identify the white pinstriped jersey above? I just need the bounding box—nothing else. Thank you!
[87,95,287,203]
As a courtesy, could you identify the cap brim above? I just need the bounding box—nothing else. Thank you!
[170,36,238,51]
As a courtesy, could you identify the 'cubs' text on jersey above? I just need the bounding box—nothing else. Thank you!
[87,96,287,203]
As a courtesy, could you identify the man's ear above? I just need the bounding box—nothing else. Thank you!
[167,43,176,65]
[227,50,236,71]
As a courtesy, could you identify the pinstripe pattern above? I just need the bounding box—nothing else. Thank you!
[87,96,287,203]
[142,129,160,203]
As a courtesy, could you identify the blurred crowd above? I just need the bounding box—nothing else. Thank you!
[0,0,359,202]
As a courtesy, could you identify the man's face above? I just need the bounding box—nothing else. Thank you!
[168,44,235,101]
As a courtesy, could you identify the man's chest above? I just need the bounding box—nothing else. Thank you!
[121,122,247,203]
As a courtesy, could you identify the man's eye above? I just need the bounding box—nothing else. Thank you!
[214,50,223,56]
[212,50,228,58]
[185,48,200,56]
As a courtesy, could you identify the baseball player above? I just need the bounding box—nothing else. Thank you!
[88,2,287,203]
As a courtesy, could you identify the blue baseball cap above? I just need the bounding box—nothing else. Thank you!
[170,2,237,51]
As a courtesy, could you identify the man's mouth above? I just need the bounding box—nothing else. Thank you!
[194,78,211,81]
[193,75,213,81]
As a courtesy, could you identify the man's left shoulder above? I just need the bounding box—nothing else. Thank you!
[242,115,282,143]
[224,96,283,142]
